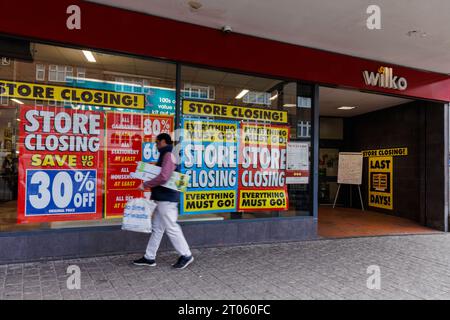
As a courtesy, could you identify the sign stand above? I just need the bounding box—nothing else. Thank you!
[333,184,364,210]
[333,152,364,211]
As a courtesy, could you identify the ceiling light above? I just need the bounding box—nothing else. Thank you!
[11,99,24,105]
[82,50,96,63]
[270,94,278,101]
[338,106,356,110]
[283,104,297,107]
[235,89,249,99]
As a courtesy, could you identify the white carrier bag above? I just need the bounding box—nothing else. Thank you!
[121,197,157,233]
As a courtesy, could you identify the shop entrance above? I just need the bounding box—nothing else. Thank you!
[317,86,443,238]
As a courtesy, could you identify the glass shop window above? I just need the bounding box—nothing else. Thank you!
[178,65,313,222]
[0,42,176,232]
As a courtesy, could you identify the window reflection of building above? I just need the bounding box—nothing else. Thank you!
[297,121,311,138]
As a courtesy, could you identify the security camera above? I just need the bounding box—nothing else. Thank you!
[222,25,232,33]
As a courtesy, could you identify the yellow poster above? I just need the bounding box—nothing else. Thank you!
[368,156,393,210]
[182,100,288,123]
[363,147,408,157]
[238,190,287,210]
[183,191,236,212]
[0,80,145,109]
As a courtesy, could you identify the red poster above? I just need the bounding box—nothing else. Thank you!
[104,112,173,217]
[17,105,104,223]
[238,123,289,211]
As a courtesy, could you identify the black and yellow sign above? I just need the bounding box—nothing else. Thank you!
[368,156,393,210]
[0,80,145,109]
[362,147,408,158]
[182,100,288,123]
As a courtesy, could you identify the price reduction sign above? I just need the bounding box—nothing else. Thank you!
[18,106,104,223]
[104,112,174,218]
[141,115,173,163]
[25,169,97,215]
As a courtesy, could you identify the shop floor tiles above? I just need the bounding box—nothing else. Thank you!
[318,206,441,238]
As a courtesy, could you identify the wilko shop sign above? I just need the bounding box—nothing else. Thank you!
[363,66,408,91]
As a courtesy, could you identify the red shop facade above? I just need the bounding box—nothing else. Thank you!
[0,0,448,263]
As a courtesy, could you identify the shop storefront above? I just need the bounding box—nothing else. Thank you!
[0,1,449,263]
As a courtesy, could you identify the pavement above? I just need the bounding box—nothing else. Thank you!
[2,233,450,300]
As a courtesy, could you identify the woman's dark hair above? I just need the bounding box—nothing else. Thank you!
[156,133,173,145]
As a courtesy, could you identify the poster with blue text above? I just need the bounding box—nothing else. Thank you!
[180,118,239,214]
[18,105,104,223]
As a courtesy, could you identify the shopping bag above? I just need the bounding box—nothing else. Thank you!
[121,197,157,233]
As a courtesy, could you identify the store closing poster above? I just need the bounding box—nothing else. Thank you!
[368,156,393,210]
[363,147,407,211]
[238,123,289,211]
[180,118,238,214]
[18,105,104,223]
[105,112,173,218]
